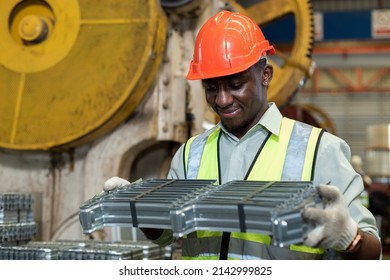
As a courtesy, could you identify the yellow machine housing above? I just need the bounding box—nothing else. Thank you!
[0,0,167,150]
[0,0,315,151]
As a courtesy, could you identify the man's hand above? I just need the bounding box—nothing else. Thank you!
[302,184,358,250]
[103,176,130,192]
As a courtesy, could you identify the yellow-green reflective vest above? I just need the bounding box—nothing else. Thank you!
[182,117,325,260]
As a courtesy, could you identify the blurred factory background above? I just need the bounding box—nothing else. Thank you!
[0,0,390,259]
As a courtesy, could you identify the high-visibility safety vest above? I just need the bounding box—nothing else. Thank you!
[182,117,325,260]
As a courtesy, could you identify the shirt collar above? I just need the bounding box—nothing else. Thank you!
[258,102,283,136]
[218,102,283,139]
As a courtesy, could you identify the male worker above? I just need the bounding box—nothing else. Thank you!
[105,10,381,260]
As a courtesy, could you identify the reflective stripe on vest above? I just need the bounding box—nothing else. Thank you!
[181,235,325,260]
[247,118,323,181]
[185,126,221,182]
[182,118,325,259]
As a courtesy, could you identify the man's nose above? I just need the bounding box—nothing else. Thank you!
[215,88,233,107]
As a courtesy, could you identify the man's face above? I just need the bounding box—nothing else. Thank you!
[202,64,271,138]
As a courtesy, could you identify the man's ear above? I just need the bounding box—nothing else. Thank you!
[262,64,273,86]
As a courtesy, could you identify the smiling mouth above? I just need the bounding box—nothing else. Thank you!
[218,108,241,118]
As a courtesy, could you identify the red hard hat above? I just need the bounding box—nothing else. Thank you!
[186,10,275,80]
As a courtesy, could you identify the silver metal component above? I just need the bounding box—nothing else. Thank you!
[0,193,33,223]
[0,192,36,245]
[79,179,321,247]
[0,222,37,243]
[0,240,166,260]
[79,179,216,234]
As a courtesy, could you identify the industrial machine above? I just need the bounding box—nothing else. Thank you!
[0,0,315,151]
[0,0,317,246]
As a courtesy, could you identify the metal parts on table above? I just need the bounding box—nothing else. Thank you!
[0,240,167,260]
[0,222,37,244]
[0,192,37,244]
[0,192,33,223]
[79,179,322,247]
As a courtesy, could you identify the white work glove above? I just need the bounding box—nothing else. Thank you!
[103,176,130,192]
[302,184,358,250]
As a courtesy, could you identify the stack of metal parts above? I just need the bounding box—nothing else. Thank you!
[0,192,168,260]
[0,239,166,260]
[79,179,322,247]
[0,192,37,245]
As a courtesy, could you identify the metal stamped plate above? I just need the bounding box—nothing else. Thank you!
[79,179,321,247]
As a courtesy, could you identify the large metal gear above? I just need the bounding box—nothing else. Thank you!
[0,0,167,150]
[0,0,314,151]
[227,0,315,106]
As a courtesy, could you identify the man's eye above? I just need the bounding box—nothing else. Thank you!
[204,85,217,91]
[229,83,243,90]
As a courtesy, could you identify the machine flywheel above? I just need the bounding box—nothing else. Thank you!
[0,0,167,150]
